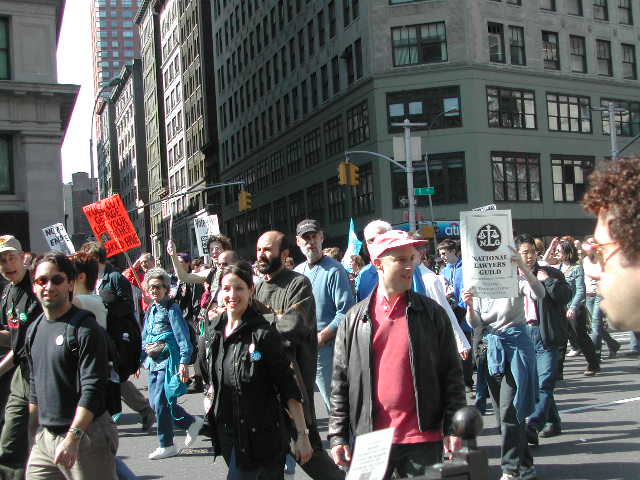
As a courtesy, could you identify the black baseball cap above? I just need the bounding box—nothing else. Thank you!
[296,219,321,237]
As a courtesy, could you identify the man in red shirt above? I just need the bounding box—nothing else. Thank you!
[329,230,466,477]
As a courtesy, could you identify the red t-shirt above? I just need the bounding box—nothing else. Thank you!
[371,289,443,444]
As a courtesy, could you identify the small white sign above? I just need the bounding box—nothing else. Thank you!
[42,223,75,255]
[346,428,394,480]
[193,214,220,257]
[460,209,517,299]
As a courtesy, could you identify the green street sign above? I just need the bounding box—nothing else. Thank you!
[414,187,435,196]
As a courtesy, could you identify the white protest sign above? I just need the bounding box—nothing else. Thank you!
[42,223,76,255]
[346,428,394,480]
[460,209,517,299]
[193,214,220,257]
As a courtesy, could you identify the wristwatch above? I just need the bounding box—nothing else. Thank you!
[297,428,309,436]
[68,427,86,441]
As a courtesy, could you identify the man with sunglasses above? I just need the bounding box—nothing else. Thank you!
[26,252,118,479]
[583,157,640,332]
[0,235,42,474]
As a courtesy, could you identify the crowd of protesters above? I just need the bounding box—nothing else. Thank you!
[0,157,638,480]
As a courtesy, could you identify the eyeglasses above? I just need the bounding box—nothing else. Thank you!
[33,274,67,287]
[582,240,620,270]
[147,284,165,291]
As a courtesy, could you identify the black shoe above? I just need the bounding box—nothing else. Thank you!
[608,343,621,359]
[540,423,562,438]
[526,424,539,446]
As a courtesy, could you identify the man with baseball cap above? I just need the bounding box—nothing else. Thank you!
[294,219,354,413]
[329,230,465,477]
[0,235,42,473]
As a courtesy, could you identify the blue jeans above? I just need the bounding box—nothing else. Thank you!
[316,340,334,413]
[586,295,619,353]
[629,331,640,353]
[474,354,489,412]
[148,368,195,447]
[526,325,560,431]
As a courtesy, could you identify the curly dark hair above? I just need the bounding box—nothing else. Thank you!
[583,156,640,265]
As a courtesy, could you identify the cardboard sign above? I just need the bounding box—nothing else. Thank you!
[346,428,394,480]
[83,194,141,258]
[193,214,220,257]
[42,223,75,255]
[460,209,518,299]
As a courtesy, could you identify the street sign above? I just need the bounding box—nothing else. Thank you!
[414,187,435,196]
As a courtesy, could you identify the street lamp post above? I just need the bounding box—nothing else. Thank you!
[591,101,627,161]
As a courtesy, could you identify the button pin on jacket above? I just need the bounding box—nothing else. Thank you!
[55,335,64,346]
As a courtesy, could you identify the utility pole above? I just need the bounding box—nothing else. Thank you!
[608,101,619,161]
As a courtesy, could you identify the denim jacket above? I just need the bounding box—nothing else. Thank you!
[563,264,586,313]
[142,299,192,371]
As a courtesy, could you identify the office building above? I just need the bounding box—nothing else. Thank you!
[63,172,98,248]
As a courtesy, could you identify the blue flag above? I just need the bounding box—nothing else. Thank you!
[341,218,363,273]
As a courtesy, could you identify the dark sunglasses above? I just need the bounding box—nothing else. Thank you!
[33,274,67,287]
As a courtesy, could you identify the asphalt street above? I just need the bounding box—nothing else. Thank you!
[117,331,640,480]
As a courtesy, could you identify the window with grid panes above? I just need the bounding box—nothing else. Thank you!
[540,0,556,10]
[0,136,12,193]
[289,191,306,226]
[546,93,592,133]
[509,26,525,65]
[273,197,288,232]
[491,152,542,202]
[307,183,325,223]
[387,87,461,133]
[304,128,322,167]
[391,22,447,66]
[327,177,346,223]
[308,19,315,55]
[542,31,560,69]
[332,56,340,93]
[310,73,318,108]
[488,22,505,63]
[622,43,637,79]
[601,98,640,136]
[351,163,375,215]
[324,116,344,156]
[596,39,612,76]
[346,102,370,147]
[318,11,325,47]
[287,139,302,175]
[570,35,587,72]
[551,155,594,202]
[321,64,329,102]
[259,204,273,231]
[329,1,336,38]
[487,87,536,129]
[594,0,609,20]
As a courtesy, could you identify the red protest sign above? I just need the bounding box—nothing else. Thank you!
[82,194,141,257]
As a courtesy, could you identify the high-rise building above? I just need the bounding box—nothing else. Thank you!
[91,0,143,94]
[136,0,219,263]
[63,172,98,248]
[214,0,640,251]
[0,1,79,252]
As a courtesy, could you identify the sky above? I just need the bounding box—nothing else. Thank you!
[57,0,94,183]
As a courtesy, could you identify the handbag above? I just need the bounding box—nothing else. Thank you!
[144,341,166,359]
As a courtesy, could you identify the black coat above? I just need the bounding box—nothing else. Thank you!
[205,307,302,469]
[328,290,466,448]
[534,264,572,349]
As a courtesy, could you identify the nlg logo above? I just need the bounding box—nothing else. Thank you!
[476,224,502,251]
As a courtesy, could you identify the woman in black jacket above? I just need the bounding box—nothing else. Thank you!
[205,262,312,479]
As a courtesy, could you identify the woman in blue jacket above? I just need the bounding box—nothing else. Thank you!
[142,268,204,460]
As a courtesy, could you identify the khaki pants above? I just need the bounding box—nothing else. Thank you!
[26,413,118,480]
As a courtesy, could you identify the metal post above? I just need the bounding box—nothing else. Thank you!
[403,119,417,233]
[609,101,619,160]
[423,154,435,228]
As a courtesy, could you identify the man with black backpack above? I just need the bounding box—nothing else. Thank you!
[79,242,154,432]
[26,252,118,479]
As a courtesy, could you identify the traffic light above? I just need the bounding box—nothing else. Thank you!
[338,161,349,185]
[238,190,252,211]
[349,163,360,186]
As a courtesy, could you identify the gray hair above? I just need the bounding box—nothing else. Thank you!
[143,268,171,291]
[363,220,392,242]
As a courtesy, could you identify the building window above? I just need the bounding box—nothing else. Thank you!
[287,139,302,175]
[352,163,374,216]
[343,0,351,27]
[491,152,542,202]
[487,87,537,129]
[307,183,325,224]
[619,0,633,24]
[540,0,556,10]
[596,39,612,76]
[327,177,346,223]
[307,19,315,56]
[303,128,322,167]
[622,43,637,79]
[542,31,560,70]
[601,98,640,136]
[0,136,12,194]
[546,93,592,133]
[310,72,318,108]
[321,64,329,102]
[488,22,505,63]
[568,0,583,15]
[570,35,587,73]
[594,0,609,20]
[317,11,325,47]
[346,101,370,147]
[391,22,447,66]
[387,86,461,133]
[289,191,306,227]
[509,26,525,65]
[301,79,308,115]
[273,197,288,233]
[551,155,595,202]
[332,56,340,94]
[354,38,363,79]
[324,115,344,157]
[328,1,336,38]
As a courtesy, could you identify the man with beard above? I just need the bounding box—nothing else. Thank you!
[294,220,355,413]
[254,231,344,480]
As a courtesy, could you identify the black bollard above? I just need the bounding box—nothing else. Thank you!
[411,407,488,480]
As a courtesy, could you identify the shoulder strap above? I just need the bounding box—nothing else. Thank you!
[26,313,44,353]
[65,309,93,357]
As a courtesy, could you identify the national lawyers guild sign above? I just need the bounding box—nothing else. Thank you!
[476,224,502,252]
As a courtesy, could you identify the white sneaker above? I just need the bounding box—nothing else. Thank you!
[499,474,518,480]
[148,445,178,460]
[185,416,204,447]
[567,349,581,357]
